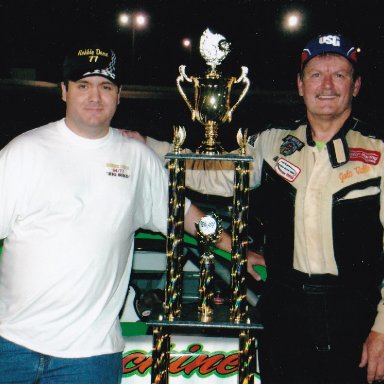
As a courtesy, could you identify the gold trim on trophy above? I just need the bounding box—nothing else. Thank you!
[237,127,248,156]
[172,125,186,154]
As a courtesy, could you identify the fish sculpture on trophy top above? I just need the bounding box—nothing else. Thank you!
[176,28,250,154]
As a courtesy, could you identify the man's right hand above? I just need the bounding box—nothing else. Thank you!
[247,250,266,281]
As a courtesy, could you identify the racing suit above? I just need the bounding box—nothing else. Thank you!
[251,116,384,383]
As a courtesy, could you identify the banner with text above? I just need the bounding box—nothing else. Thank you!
[123,335,260,383]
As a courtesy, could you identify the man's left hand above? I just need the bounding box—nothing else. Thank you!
[360,330,384,383]
[121,129,146,143]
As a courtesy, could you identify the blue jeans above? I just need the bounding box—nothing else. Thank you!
[0,336,122,383]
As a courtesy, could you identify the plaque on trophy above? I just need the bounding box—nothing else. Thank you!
[176,28,250,154]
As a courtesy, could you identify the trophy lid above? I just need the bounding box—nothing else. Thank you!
[199,28,231,71]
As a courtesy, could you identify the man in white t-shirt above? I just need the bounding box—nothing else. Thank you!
[0,44,243,383]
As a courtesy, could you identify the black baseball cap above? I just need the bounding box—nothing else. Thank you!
[63,45,121,86]
[301,34,358,70]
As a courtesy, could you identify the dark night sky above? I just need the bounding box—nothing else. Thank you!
[0,0,383,91]
[0,0,383,146]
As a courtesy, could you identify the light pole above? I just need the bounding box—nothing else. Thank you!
[118,12,148,79]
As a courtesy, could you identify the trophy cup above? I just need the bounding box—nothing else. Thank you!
[176,28,250,154]
[195,213,223,322]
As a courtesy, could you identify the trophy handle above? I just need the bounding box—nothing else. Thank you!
[224,66,250,123]
[176,65,198,121]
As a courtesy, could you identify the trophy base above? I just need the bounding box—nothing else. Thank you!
[196,142,225,155]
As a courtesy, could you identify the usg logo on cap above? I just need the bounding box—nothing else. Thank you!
[301,33,357,69]
[319,35,340,47]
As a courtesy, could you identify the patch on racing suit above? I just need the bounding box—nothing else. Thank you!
[275,157,301,182]
[247,133,259,147]
[349,148,381,165]
[280,135,305,156]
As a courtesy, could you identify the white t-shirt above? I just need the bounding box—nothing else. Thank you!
[0,119,170,358]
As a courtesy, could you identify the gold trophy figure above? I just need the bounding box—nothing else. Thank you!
[195,213,223,322]
[176,28,250,154]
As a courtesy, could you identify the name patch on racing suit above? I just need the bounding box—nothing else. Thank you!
[275,157,301,182]
[349,148,381,165]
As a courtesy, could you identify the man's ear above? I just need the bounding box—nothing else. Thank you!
[61,82,67,102]
[297,73,304,97]
[117,86,122,105]
[353,76,362,97]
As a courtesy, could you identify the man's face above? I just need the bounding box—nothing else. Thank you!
[61,76,120,138]
[297,54,361,121]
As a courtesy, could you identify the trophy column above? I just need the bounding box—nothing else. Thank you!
[164,157,186,320]
[151,154,186,384]
[195,213,223,323]
[230,159,250,324]
[231,159,258,382]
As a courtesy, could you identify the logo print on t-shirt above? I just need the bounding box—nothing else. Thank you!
[105,163,130,178]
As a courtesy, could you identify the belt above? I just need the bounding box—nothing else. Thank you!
[269,269,350,294]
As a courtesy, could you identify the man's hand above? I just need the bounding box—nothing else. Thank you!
[184,205,266,282]
[121,129,146,143]
[247,250,266,281]
[360,330,384,383]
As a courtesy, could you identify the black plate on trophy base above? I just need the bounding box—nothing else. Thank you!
[146,301,263,337]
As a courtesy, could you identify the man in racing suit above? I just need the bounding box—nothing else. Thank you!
[128,33,384,383]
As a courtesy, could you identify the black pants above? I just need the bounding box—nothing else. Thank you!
[257,272,379,384]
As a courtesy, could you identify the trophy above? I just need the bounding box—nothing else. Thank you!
[195,213,223,322]
[176,28,250,154]
[149,29,260,384]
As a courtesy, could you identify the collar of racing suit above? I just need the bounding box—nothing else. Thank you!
[305,115,358,168]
